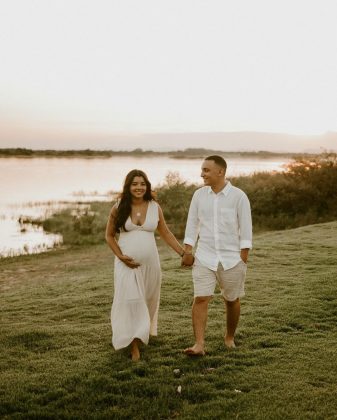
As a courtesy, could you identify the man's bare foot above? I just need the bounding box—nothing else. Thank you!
[224,336,236,349]
[131,339,140,361]
[183,344,205,356]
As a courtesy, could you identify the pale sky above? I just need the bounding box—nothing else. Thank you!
[1,0,337,150]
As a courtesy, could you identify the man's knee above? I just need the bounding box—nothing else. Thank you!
[224,297,240,306]
[194,296,212,305]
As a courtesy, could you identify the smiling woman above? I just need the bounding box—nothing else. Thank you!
[113,170,154,233]
[105,169,185,361]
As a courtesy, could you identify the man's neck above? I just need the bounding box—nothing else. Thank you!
[211,180,227,194]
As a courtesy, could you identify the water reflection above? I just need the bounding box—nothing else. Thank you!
[1,218,62,258]
[0,156,290,257]
[0,201,96,258]
[0,156,289,205]
[1,206,62,258]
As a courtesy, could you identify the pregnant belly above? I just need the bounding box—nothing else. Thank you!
[118,230,159,265]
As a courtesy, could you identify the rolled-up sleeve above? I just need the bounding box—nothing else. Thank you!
[238,193,252,249]
[184,191,200,247]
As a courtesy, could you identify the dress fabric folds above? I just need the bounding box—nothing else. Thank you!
[111,201,161,350]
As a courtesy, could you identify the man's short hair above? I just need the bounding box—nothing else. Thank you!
[205,155,227,172]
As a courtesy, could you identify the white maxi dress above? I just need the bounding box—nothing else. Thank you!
[111,200,162,350]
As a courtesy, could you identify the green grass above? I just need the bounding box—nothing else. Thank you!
[1,222,337,419]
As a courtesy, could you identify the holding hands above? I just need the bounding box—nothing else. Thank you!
[181,244,194,267]
[181,252,194,267]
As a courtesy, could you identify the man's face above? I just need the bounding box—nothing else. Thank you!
[201,160,224,186]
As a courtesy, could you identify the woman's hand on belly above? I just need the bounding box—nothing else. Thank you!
[119,255,141,269]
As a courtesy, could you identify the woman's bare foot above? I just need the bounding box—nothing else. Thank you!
[183,344,205,356]
[224,335,236,349]
[131,339,140,361]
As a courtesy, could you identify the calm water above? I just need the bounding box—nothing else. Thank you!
[0,156,289,257]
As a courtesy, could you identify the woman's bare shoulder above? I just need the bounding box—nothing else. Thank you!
[109,203,119,217]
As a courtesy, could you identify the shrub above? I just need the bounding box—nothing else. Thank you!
[41,202,113,246]
[156,172,198,238]
[232,153,337,231]
[40,154,337,244]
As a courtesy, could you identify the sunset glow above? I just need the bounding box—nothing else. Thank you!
[1,0,337,150]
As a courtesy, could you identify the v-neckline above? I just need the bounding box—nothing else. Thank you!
[130,201,150,227]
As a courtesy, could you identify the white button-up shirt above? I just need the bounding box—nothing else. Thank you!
[184,182,252,271]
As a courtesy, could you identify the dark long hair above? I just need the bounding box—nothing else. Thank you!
[115,169,155,232]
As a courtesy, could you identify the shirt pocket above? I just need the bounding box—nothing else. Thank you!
[219,208,237,233]
[198,203,212,221]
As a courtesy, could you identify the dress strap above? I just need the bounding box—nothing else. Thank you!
[150,200,159,222]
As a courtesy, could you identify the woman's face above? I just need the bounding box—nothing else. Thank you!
[129,176,147,199]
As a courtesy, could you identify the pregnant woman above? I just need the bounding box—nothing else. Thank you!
[105,169,185,361]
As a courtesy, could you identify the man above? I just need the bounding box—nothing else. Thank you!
[182,155,252,355]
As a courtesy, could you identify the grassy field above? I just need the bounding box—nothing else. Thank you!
[1,222,337,419]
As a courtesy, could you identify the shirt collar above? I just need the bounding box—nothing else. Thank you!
[207,181,232,196]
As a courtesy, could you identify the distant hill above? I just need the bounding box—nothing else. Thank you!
[1,131,336,152]
[0,147,321,159]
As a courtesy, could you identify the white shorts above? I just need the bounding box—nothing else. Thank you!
[192,258,247,301]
